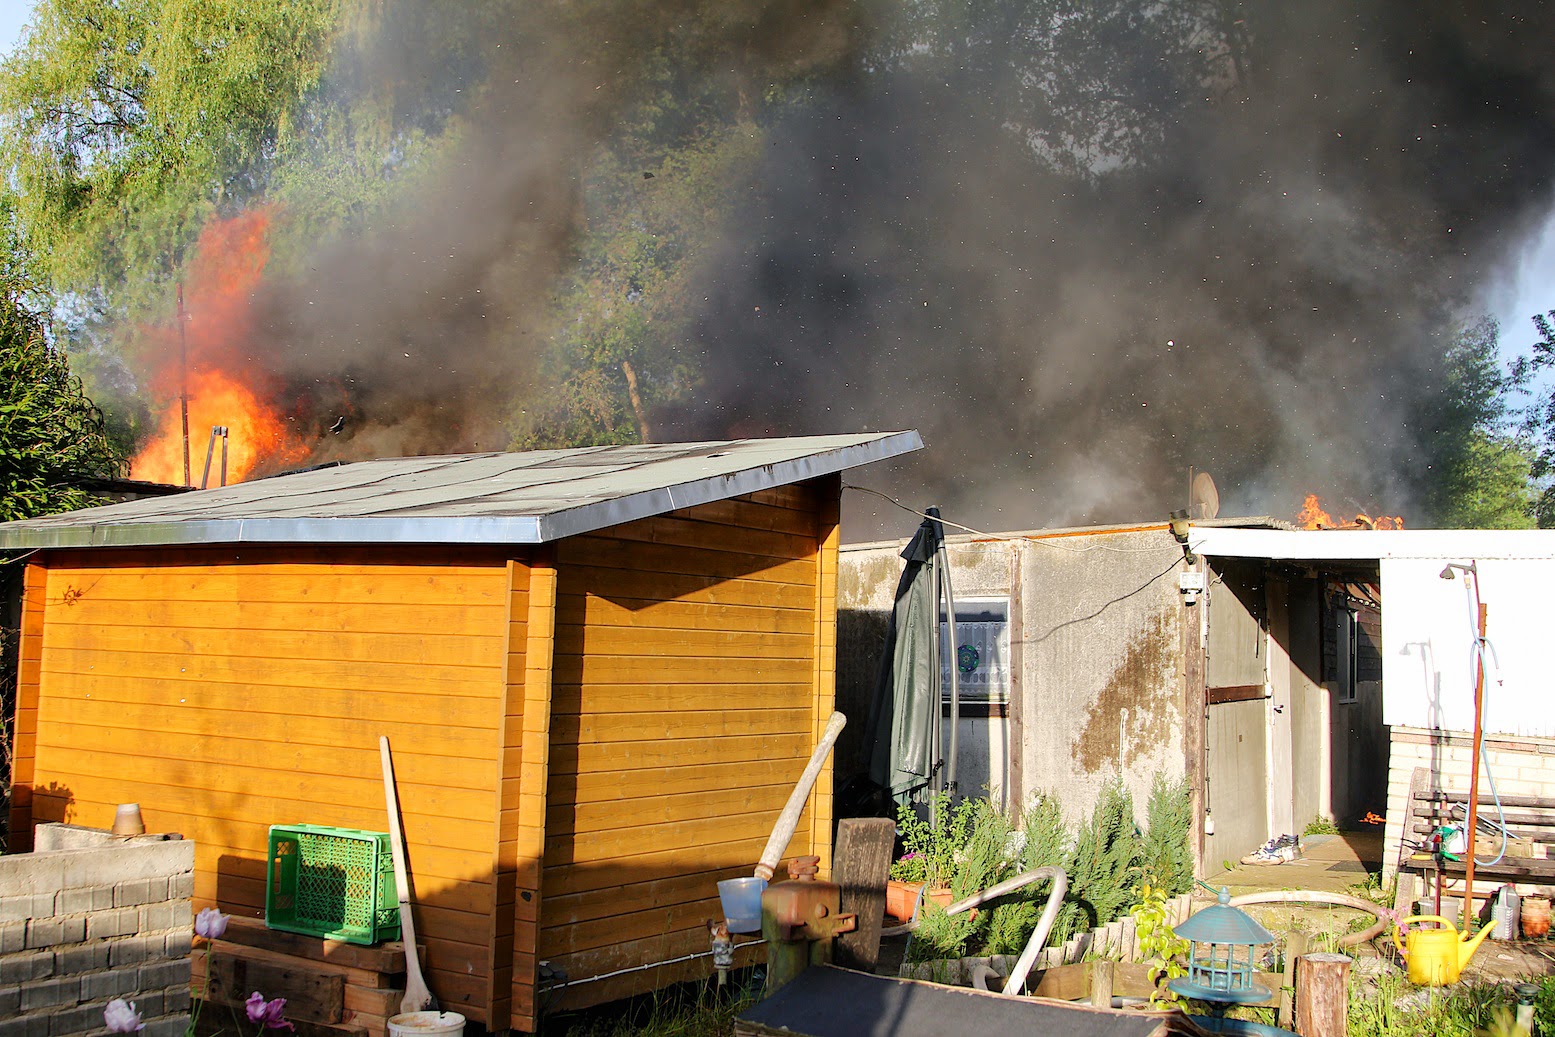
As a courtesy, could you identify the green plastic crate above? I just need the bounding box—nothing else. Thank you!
[265,824,400,945]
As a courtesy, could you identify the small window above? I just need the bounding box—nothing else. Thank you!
[1336,607,1359,704]
[939,598,1011,702]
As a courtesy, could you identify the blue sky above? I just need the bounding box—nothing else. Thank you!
[0,0,29,57]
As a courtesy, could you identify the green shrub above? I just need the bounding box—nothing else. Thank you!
[1140,773,1193,897]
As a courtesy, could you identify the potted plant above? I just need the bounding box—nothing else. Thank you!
[888,792,977,920]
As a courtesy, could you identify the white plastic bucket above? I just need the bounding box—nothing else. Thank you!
[387,1011,466,1037]
[717,876,767,934]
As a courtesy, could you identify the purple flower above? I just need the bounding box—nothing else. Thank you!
[246,992,295,1031]
[103,998,145,1032]
[195,906,229,940]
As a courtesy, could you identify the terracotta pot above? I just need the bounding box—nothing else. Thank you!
[885,880,925,922]
[1523,896,1551,939]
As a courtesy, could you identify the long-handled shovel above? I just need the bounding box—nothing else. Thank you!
[381,735,437,1014]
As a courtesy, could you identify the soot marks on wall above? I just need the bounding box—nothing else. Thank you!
[1073,610,1179,773]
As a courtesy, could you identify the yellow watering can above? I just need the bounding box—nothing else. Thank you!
[1391,914,1496,985]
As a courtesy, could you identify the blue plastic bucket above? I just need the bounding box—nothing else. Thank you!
[717,877,767,933]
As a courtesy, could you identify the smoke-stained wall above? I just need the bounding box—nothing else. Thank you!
[837,526,1190,824]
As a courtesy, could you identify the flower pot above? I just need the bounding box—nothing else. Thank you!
[1523,896,1551,939]
[886,880,925,922]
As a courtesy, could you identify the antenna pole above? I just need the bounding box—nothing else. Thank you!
[177,283,191,487]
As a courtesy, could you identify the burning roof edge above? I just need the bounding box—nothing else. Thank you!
[841,514,1291,553]
[0,431,924,550]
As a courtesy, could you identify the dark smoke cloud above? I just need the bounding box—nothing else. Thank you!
[656,1,1555,533]
[253,1,1555,534]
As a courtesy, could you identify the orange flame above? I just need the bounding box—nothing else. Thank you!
[131,209,312,485]
[1297,493,1333,530]
[1296,494,1404,530]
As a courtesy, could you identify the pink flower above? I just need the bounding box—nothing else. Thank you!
[103,998,145,1032]
[245,992,295,1031]
[195,907,229,940]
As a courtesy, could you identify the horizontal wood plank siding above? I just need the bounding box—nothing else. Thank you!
[534,483,832,1013]
[23,545,506,1024]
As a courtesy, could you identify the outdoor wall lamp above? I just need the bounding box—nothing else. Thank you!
[1169,509,1196,565]
[1439,561,1477,580]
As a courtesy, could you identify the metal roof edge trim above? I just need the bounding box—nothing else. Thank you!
[532,429,925,542]
[0,515,548,549]
[1191,526,1555,562]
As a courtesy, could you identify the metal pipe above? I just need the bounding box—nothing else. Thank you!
[939,535,960,797]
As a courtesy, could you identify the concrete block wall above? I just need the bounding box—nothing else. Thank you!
[1383,726,1555,880]
[0,824,194,1037]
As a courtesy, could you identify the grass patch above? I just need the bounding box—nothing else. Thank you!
[542,975,757,1037]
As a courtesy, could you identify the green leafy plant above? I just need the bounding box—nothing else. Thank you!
[1303,815,1341,836]
[891,791,979,887]
[1131,880,1190,1005]
[1140,774,1194,897]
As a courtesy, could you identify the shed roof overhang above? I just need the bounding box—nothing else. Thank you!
[0,431,923,549]
[1190,526,1555,563]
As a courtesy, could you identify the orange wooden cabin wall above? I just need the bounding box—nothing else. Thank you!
[8,475,843,1033]
[12,545,515,1023]
[527,477,840,1022]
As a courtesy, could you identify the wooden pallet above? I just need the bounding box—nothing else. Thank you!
[191,917,416,1037]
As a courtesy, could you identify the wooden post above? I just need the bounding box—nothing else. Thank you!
[1279,930,1309,1029]
[1089,960,1114,1009]
[833,818,895,972]
[1295,952,1350,1037]
[1464,602,1488,932]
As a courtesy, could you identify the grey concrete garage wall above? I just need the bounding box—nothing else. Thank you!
[839,525,1191,825]
[0,824,193,1037]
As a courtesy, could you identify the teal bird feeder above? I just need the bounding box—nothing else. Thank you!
[1167,887,1276,1006]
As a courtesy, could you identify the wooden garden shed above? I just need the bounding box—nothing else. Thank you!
[1,431,921,1032]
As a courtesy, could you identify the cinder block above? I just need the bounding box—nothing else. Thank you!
[79,964,140,1000]
[164,928,193,958]
[139,899,189,933]
[0,985,17,1016]
[110,933,159,967]
[54,938,111,974]
[0,1014,51,1037]
[138,957,190,991]
[169,872,195,899]
[0,949,54,984]
[56,884,115,915]
[116,876,170,908]
[133,990,166,1017]
[0,892,56,923]
[19,974,78,1011]
[0,920,26,953]
[26,914,85,948]
[0,839,193,899]
[46,1002,109,1036]
[163,984,191,1013]
[86,907,139,941]
[142,1016,195,1037]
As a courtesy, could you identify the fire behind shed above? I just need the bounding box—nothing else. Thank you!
[0,431,921,1032]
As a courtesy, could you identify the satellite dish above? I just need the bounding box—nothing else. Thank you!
[1191,471,1220,520]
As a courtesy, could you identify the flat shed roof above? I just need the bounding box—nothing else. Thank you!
[0,431,922,549]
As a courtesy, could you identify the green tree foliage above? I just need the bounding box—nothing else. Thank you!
[0,0,340,319]
[1139,773,1194,897]
[874,0,1247,177]
[0,280,124,520]
[1412,317,1536,528]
